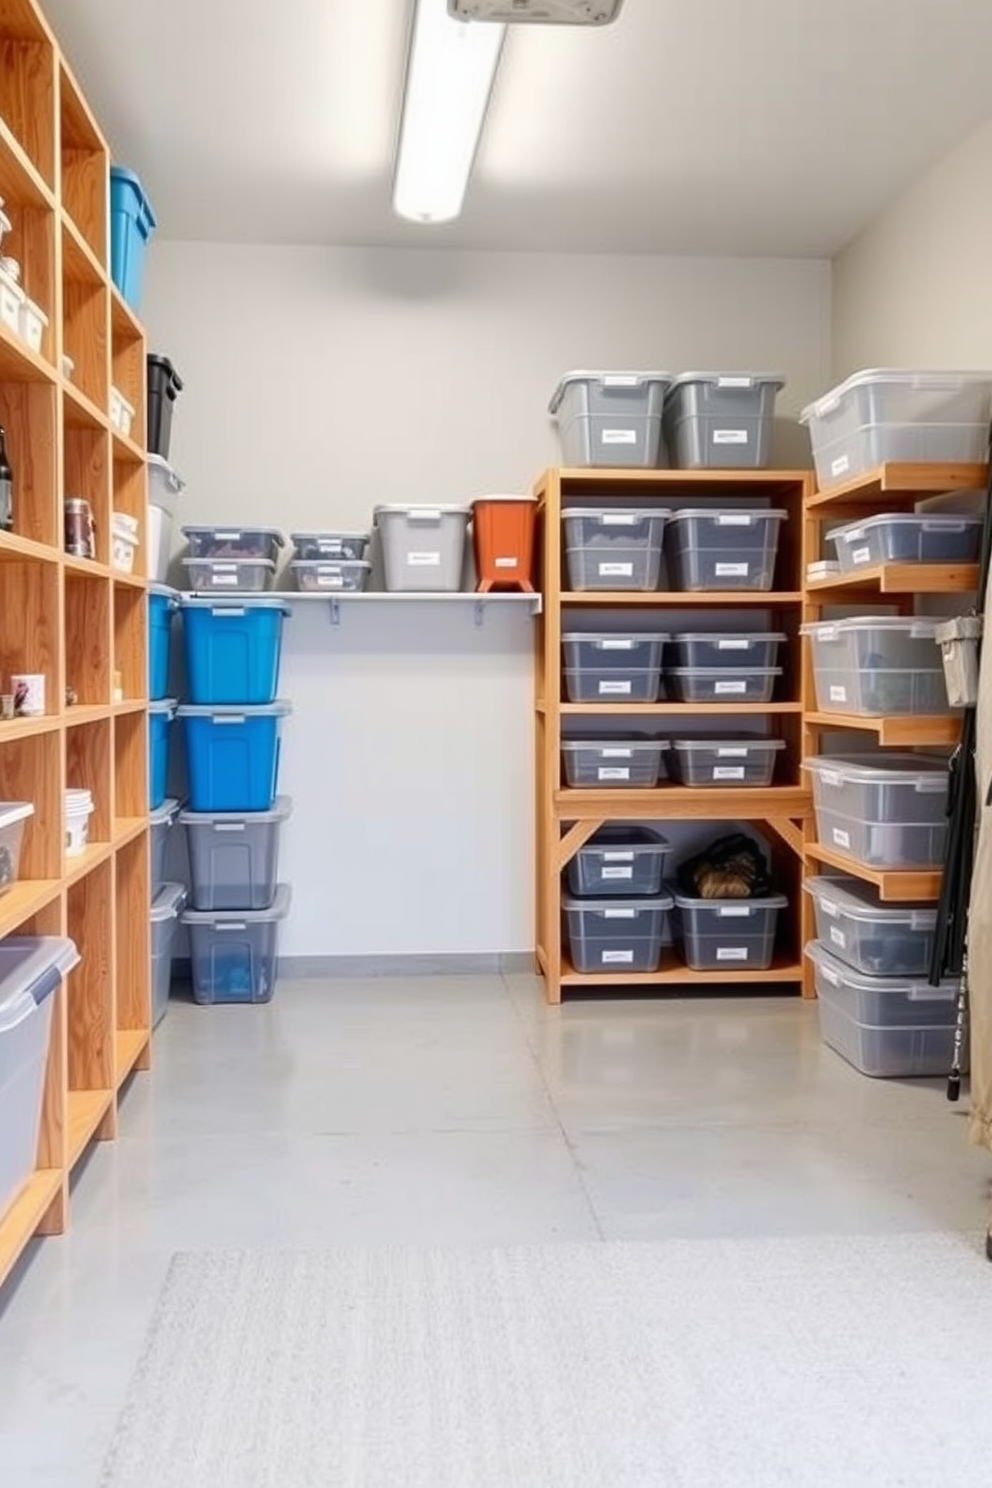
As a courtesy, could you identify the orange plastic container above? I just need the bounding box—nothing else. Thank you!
[472,495,537,593]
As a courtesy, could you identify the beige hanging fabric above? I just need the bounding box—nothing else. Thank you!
[968,577,992,1152]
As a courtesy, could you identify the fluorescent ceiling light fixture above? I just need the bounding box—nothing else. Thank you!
[393,0,505,224]
[449,1,624,22]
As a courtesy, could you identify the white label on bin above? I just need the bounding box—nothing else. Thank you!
[713,766,746,780]
[715,680,747,695]
[717,639,750,650]
[832,827,852,849]
[598,767,631,781]
[599,562,634,577]
[602,851,635,862]
[829,926,847,949]
[603,375,639,387]
[713,429,749,445]
[603,909,636,920]
[601,429,637,445]
[211,573,239,586]
[601,748,633,758]
[602,950,634,964]
[599,680,632,695]
[717,947,749,960]
[213,531,242,541]
[494,557,518,568]
[717,906,752,918]
[828,685,848,703]
[717,747,748,758]
[600,639,634,650]
[715,514,753,526]
[717,376,753,389]
[819,898,839,917]
[602,866,634,880]
[316,573,345,589]
[408,551,441,566]
[600,515,637,526]
[851,546,871,566]
[831,454,851,477]
[715,562,749,577]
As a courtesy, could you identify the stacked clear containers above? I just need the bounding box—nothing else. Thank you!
[564,827,673,973]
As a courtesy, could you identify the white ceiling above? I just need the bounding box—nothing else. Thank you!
[44,0,992,256]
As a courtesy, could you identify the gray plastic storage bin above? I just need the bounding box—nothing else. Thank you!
[671,632,786,670]
[804,876,938,977]
[673,892,786,971]
[800,369,992,490]
[562,631,667,703]
[291,531,369,562]
[562,507,668,592]
[567,826,671,898]
[550,372,671,468]
[669,737,784,787]
[665,508,786,591]
[374,504,470,592]
[183,526,284,562]
[149,797,180,894]
[181,796,291,911]
[667,667,781,704]
[828,513,984,574]
[564,891,673,973]
[183,558,276,593]
[802,617,950,716]
[183,884,291,1005]
[150,883,185,1027]
[290,560,370,593]
[561,738,670,788]
[804,754,949,869]
[663,373,784,469]
[807,941,963,1077]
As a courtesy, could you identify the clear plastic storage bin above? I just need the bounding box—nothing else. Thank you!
[150,798,180,895]
[667,667,781,704]
[663,373,784,469]
[564,892,673,973]
[804,754,949,869]
[183,884,291,1005]
[291,532,369,562]
[374,504,470,593]
[550,372,670,468]
[561,738,669,788]
[150,883,185,1026]
[181,796,291,912]
[804,876,938,977]
[147,455,184,585]
[291,560,370,592]
[801,369,992,489]
[801,617,949,716]
[562,507,668,591]
[673,892,786,970]
[180,598,289,706]
[665,508,786,591]
[828,513,984,574]
[566,826,671,898]
[0,803,33,895]
[183,526,284,562]
[562,631,667,703]
[669,738,784,787]
[183,559,276,594]
[671,632,786,670]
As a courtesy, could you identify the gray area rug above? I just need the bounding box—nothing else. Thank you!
[102,1235,992,1488]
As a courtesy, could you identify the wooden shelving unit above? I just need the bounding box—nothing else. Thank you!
[800,462,986,991]
[0,0,151,1290]
[534,466,815,1005]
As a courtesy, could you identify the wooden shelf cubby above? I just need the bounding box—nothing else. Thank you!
[0,0,151,1293]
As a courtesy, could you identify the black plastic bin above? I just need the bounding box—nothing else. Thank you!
[147,354,184,459]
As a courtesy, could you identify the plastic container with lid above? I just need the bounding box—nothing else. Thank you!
[180,597,290,706]
[827,512,984,573]
[663,372,784,469]
[150,797,180,894]
[149,699,177,811]
[183,558,276,594]
[800,369,992,489]
[290,559,370,593]
[562,631,667,703]
[181,796,292,912]
[148,455,185,584]
[291,532,369,562]
[150,883,186,1026]
[178,701,291,813]
[566,826,671,898]
[374,504,470,593]
[564,891,673,973]
[110,165,157,310]
[18,296,47,356]
[804,875,938,977]
[148,584,178,701]
[549,371,671,468]
[801,616,950,716]
[670,632,786,670]
[0,265,24,334]
[561,738,670,788]
[146,354,183,460]
[183,526,284,563]
[668,737,784,787]
[183,884,292,1005]
[667,667,781,704]
[472,494,537,593]
[0,803,33,895]
[804,753,949,869]
[672,891,787,971]
[562,507,669,592]
[664,508,786,591]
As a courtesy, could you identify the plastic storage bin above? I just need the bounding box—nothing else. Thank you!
[566,826,671,898]
[801,369,992,489]
[148,455,185,585]
[0,936,78,1218]
[807,941,962,1077]
[183,526,284,563]
[150,883,185,1026]
[804,754,949,869]
[374,505,470,593]
[564,892,673,973]
[549,372,670,468]
[672,892,786,970]
[181,796,292,912]
[828,513,984,573]
[148,584,177,701]
[663,373,784,469]
[290,560,370,593]
[150,798,180,895]
[180,599,289,706]
[292,532,369,562]
[667,667,781,704]
[669,737,785,786]
[183,884,291,1005]
[562,508,669,592]
[0,803,33,894]
[561,738,670,788]
[183,558,276,594]
[472,495,537,592]
[802,617,949,716]
[18,297,47,355]
[804,875,937,977]
[665,509,786,591]
[148,699,176,811]
[109,166,156,311]
[671,632,786,670]
[178,702,291,813]
[562,631,667,703]
[146,354,183,460]
[0,265,23,334]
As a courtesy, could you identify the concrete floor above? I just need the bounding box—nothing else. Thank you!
[0,973,988,1484]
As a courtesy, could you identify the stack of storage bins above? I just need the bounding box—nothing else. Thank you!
[564,828,673,973]
[177,589,292,1005]
[147,582,184,1025]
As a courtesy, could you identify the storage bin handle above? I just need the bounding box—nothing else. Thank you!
[407,509,441,524]
[209,607,247,619]
[211,715,246,726]
[922,519,967,533]
[214,922,247,932]
[213,822,247,833]
[908,985,956,1002]
[915,779,948,793]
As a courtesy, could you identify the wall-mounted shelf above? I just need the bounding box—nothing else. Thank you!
[181,590,543,628]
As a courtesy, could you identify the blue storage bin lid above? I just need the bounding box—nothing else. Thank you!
[149,583,179,604]
[179,795,292,827]
[179,597,290,616]
[0,936,79,1027]
[182,883,292,925]
[110,165,157,226]
[149,698,178,717]
[177,702,291,719]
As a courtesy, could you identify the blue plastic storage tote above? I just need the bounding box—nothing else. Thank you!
[180,598,289,706]
[110,166,156,311]
[148,699,176,810]
[182,884,291,1005]
[178,702,290,812]
[148,584,177,701]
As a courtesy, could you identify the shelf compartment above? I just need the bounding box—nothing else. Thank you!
[58,61,108,267]
[66,855,114,1120]
[0,190,55,362]
[113,814,146,847]
[114,708,147,820]
[112,457,147,574]
[0,12,56,191]
[0,314,54,382]
[63,423,110,562]
[65,715,111,846]
[554,785,812,821]
[804,711,961,747]
[0,114,54,208]
[113,583,147,703]
[62,378,107,431]
[0,1165,63,1290]
[61,212,103,286]
[65,569,111,705]
[61,275,109,415]
[805,841,941,902]
[63,838,112,888]
[110,303,146,452]
[0,877,61,938]
[115,1028,149,1089]
[115,832,150,1053]
[806,462,989,512]
[66,1087,114,1170]
[0,380,57,545]
[559,952,805,988]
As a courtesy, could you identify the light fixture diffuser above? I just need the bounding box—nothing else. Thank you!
[448,0,624,23]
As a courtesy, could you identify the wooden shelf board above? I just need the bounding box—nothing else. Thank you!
[113,817,147,848]
[67,1088,114,1170]
[113,699,148,717]
[0,880,62,938]
[60,57,109,155]
[806,563,979,597]
[63,552,111,580]
[0,530,61,565]
[110,285,144,343]
[540,468,810,493]
[0,1168,63,1290]
[805,711,962,746]
[0,117,55,208]
[115,1029,149,1089]
[559,701,802,716]
[111,426,145,466]
[0,318,56,384]
[62,379,108,431]
[560,953,805,988]
[807,463,988,510]
[805,842,940,902]
[555,785,812,820]
[63,841,112,888]
[560,591,803,606]
[61,212,104,286]
[65,703,111,727]
[113,571,148,591]
[0,714,63,743]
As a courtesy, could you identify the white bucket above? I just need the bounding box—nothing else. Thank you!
[65,789,94,858]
